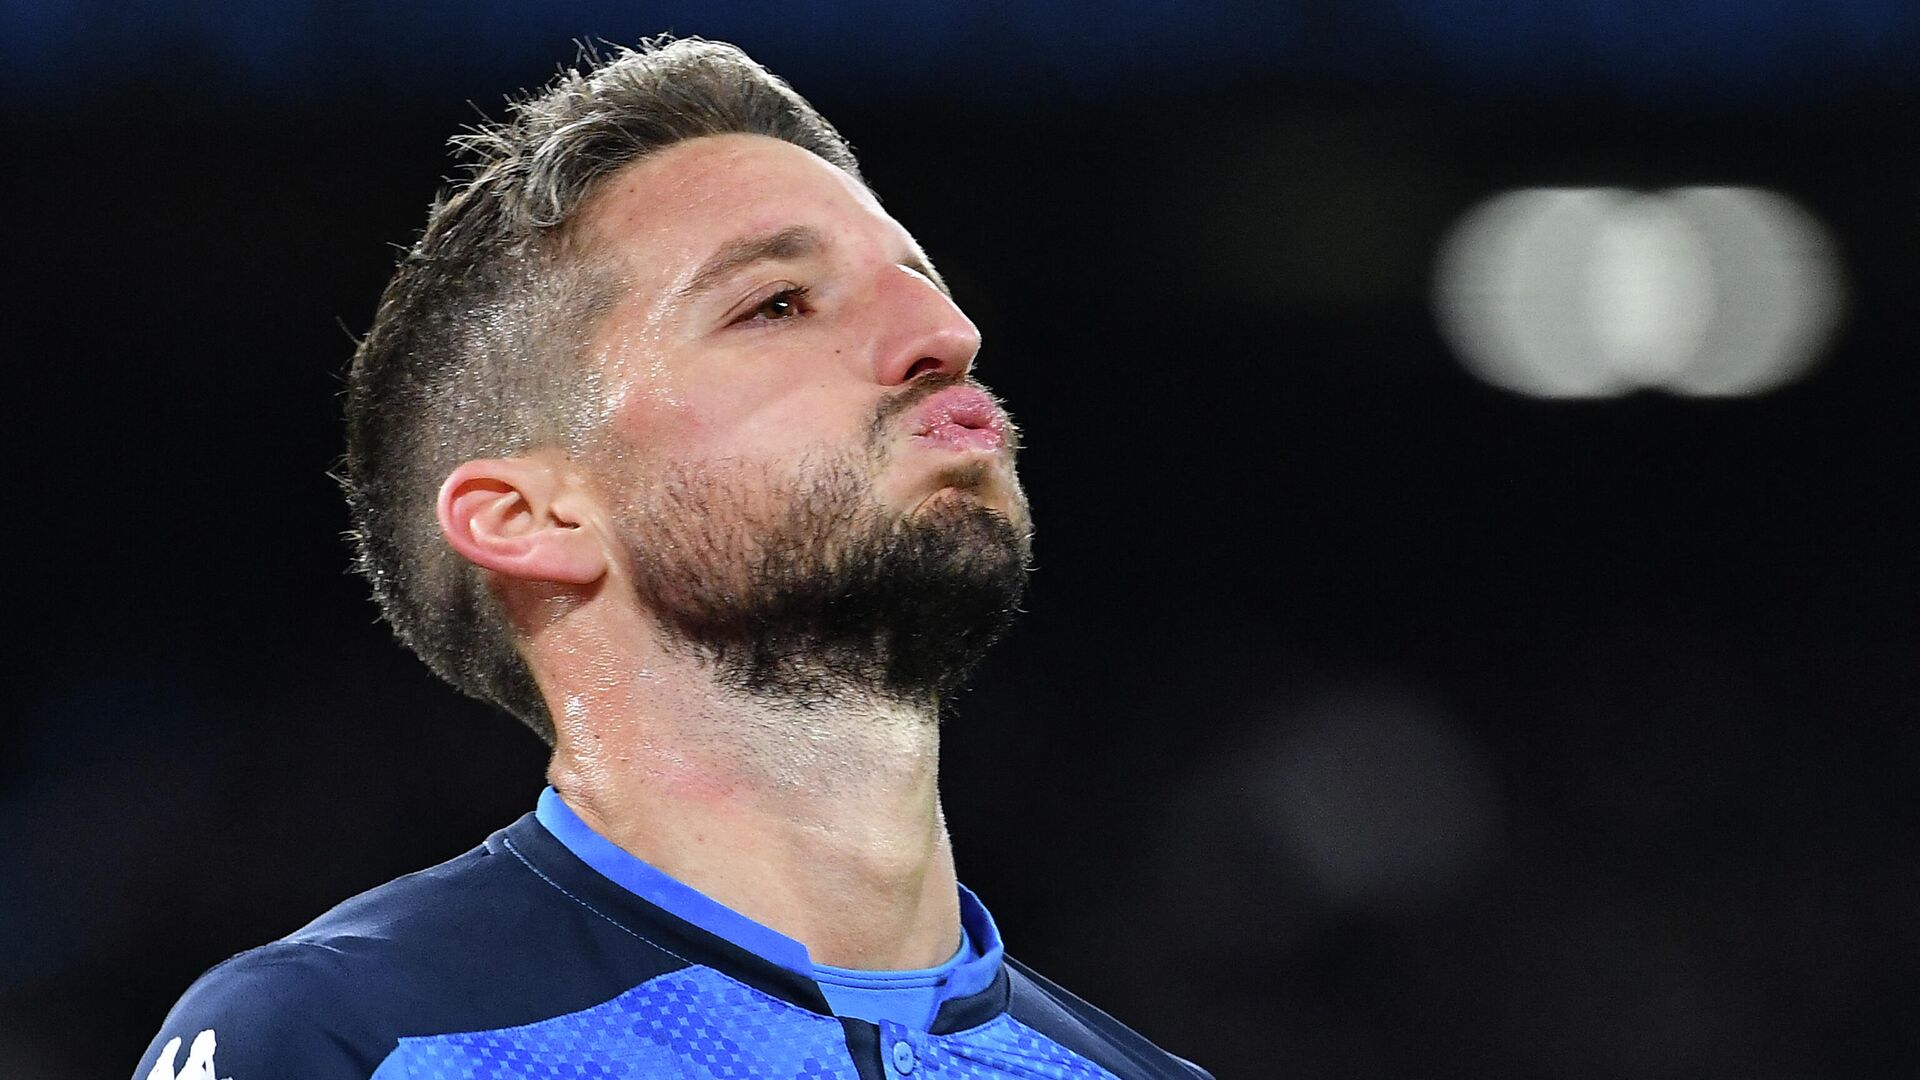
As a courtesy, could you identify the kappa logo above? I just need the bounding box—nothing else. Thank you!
[147,1028,232,1080]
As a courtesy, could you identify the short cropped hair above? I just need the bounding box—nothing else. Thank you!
[342,38,862,744]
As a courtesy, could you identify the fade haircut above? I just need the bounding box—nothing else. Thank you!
[342,38,862,744]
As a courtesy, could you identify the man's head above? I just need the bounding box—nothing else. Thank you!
[344,39,1032,744]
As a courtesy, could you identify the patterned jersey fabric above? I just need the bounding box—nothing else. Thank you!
[133,795,1210,1080]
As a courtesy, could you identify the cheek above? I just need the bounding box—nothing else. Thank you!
[595,336,712,452]
[608,373,696,432]
[598,340,873,464]
[685,378,873,460]
[605,368,817,468]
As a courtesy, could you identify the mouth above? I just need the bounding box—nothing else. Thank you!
[907,385,1010,453]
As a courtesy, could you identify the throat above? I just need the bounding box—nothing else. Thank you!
[548,679,959,971]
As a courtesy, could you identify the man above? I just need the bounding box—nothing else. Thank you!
[135,37,1209,1080]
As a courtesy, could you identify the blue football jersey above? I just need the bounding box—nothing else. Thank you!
[133,791,1210,1080]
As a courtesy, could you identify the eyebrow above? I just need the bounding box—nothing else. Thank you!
[674,223,952,302]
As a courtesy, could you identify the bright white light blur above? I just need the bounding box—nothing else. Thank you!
[1436,188,1621,398]
[1588,195,1716,385]
[1665,187,1843,396]
[1434,186,1842,399]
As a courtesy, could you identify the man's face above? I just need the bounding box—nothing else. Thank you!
[575,133,1033,706]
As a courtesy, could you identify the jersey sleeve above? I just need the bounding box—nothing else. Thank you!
[131,941,386,1080]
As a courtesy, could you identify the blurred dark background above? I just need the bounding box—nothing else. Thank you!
[6,3,1919,1077]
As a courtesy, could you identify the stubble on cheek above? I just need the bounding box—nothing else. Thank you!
[611,448,874,606]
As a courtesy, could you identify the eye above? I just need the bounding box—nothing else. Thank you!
[738,285,811,325]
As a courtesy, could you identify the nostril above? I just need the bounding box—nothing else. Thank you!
[904,357,943,382]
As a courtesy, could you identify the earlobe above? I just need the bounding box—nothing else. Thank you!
[436,459,606,586]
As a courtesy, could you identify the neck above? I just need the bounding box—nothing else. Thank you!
[543,627,960,971]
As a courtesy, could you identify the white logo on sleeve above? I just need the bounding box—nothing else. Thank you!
[147,1028,232,1080]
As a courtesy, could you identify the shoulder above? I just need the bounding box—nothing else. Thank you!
[283,825,539,962]
[133,839,524,1080]
[131,818,568,1068]
[1003,956,1215,1080]
[132,940,375,1080]
[134,819,674,1080]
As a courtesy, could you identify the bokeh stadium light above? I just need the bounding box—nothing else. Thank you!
[1259,687,1501,913]
[1433,186,1843,399]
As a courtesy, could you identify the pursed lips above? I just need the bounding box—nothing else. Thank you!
[906,385,1010,450]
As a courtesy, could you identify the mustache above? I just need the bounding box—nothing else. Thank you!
[867,372,1019,452]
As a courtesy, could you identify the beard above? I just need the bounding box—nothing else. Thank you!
[611,387,1033,712]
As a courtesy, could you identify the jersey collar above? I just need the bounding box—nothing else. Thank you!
[530,785,1006,1026]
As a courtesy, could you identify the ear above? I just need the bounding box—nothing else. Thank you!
[436,457,606,586]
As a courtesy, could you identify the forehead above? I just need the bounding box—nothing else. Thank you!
[577,133,906,279]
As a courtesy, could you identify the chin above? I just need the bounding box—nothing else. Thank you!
[910,460,1008,505]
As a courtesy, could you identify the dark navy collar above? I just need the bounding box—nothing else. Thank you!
[532,786,1006,1017]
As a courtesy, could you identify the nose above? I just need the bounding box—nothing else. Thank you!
[870,265,981,386]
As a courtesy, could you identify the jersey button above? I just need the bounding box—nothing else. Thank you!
[891,1040,917,1075]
